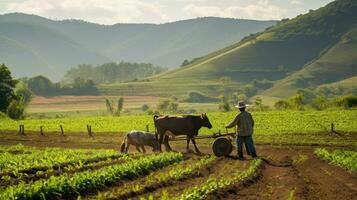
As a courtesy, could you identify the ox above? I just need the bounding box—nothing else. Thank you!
[153,113,213,153]
[120,130,158,153]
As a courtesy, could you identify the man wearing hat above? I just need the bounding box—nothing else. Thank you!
[225,101,258,160]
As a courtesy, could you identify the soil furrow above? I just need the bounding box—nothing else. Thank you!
[135,156,251,199]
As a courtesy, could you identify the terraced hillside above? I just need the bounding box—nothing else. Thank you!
[265,26,357,97]
[100,0,357,97]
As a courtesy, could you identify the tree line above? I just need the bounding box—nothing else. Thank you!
[24,76,99,96]
[63,62,167,84]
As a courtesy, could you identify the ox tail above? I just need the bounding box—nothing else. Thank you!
[120,134,129,153]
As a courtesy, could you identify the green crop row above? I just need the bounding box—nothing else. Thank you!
[314,148,357,172]
[97,155,216,199]
[0,144,36,154]
[0,110,356,135]
[0,145,120,174]
[0,152,183,200]
[174,159,262,200]
[0,155,136,188]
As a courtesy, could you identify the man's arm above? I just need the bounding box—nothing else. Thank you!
[225,114,239,128]
[250,114,254,127]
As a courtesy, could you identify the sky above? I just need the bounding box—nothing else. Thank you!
[0,0,334,24]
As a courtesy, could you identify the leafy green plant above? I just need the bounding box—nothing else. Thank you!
[314,148,357,172]
[175,159,262,200]
[97,156,216,199]
[0,152,183,200]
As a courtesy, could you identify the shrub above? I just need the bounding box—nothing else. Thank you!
[289,92,305,110]
[6,100,25,120]
[15,82,33,105]
[311,96,328,110]
[334,95,357,109]
[219,96,231,112]
[157,99,180,113]
[141,104,149,111]
[185,91,219,103]
[274,100,290,110]
[0,112,7,119]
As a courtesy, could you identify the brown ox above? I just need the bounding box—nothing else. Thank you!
[120,130,158,153]
[153,113,213,153]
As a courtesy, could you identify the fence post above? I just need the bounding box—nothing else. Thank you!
[19,125,22,135]
[60,125,64,136]
[146,124,149,132]
[21,125,25,135]
[331,123,334,132]
[40,126,44,136]
[87,125,93,137]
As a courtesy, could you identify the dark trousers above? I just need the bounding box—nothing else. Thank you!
[237,135,257,158]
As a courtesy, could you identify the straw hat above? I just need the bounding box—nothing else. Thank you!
[235,101,249,108]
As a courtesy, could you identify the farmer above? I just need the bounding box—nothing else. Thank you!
[225,101,258,160]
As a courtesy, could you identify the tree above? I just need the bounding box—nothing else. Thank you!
[254,97,263,111]
[274,100,290,110]
[238,94,247,101]
[15,82,33,105]
[186,91,218,103]
[157,99,170,111]
[181,59,190,67]
[289,92,305,110]
[220,76,232,95]
[311,96,328,110]
[116,97,124,116]
[219,95,231,112]
[334,95,357,109]
[6,100,25,120]
[105,98,114,115]
[0,64,18,112]
[27,75,54,96]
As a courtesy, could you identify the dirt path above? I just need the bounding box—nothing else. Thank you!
[207,148,357,200]
[296,152,357,200]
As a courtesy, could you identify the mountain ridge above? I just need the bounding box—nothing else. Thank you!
[0,13,276,80]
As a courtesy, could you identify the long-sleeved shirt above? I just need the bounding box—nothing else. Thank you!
[225,111,254,136]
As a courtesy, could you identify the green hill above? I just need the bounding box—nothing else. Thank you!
[316,76,357,96]
[265,26,357,97]
[103,0,357,97]
[0,21,111,80]
[0,13,276,80]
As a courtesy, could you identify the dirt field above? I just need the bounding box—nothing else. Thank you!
[28,95,160,113]
[0,132,356,200]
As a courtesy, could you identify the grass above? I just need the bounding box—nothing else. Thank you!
[26,95,221,118]
[1,110,356,134]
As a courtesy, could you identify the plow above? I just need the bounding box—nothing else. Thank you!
[169,130,236,157]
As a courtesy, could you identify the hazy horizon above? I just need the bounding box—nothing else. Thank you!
[0,0,334,25]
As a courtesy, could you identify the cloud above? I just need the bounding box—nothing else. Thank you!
[183,4,223,17]
[5,0,170,24]
[290,0,304,6]
[183,0,287,20]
